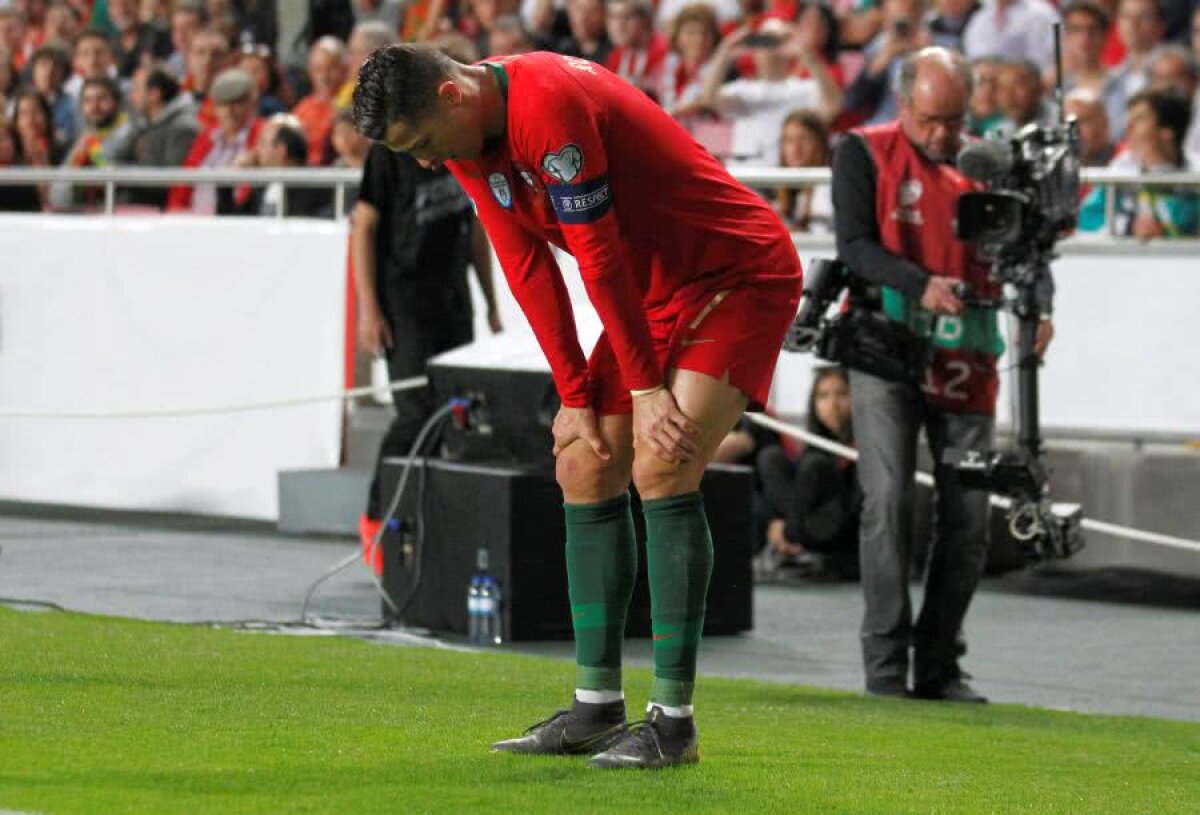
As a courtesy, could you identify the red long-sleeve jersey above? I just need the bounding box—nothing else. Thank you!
[447,52,801,408]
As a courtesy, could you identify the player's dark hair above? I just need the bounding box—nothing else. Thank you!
[352,44,454,141]
[1128,86,1193,159]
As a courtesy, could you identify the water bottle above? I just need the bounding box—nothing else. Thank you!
[467,574,483,643]
[481,574,503,645]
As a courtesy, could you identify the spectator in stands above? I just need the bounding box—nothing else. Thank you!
[558,0,610,64]
[488,13,534,55]
[235,123,333,217]
[167,67,264,214]
[0,8,28,73]
[925,0,980,53]
[658,2,720,116]
[840,0,885,49]
[28,44,75,146]
[962,0,1059,70]
[353,0,404,30]
[966,55,1004,134]
[336,20,395,108]
[1079,87,1198,237]
[1062,0,1128,136]
[0,116,43,211]
[1146,42,1200,160]
[774,109,833,232]
[331,106,370,169]
[688,18,843,167]
[843,0,929,125]
[1065,87,1117,166]
[794,1,845,88]
[50,76,131,210]
[1114,0,1166,99]
[44,2,82,50]
[755,366,860,581]
[293,35,346,165]
[65,29,117,101]
[605,0,667,97]
[167,1,207,78]
[114,64,199,208]
[466,0,521,58]
[238,44,285,117]
[994,58,1055,134]
[185,27,231,130]
[108,0,171,79]
[11,87,59,207]
[0,47,14,115]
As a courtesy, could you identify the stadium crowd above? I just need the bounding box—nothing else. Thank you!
[0,0,1198,233]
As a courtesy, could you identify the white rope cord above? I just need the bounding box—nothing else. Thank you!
[745,411,1200,555]
[0,376,429,419]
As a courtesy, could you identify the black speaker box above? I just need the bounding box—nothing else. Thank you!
[379,458,754,641]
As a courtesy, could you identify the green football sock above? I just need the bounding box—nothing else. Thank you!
[564,493,637,692]
[642,491,713,709]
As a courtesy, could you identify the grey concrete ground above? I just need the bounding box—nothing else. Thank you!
[1,512,1197,722]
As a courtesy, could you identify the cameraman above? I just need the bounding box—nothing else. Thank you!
[831,47,1053,703]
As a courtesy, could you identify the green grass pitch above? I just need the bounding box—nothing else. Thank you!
[1,606,1197,814]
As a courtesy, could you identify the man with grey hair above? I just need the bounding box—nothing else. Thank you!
[832,46,1054,704]
[1146,42,1200,160]
[337,21,397,108]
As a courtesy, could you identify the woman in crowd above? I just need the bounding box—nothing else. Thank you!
[658,2,721,118]
[11,88,61,210]
[0,117,43,211]
[774,108,833,231]
[756,365,861,580]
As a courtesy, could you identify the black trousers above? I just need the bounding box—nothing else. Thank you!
[365,276,474,518]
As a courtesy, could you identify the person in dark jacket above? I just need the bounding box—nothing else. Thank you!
[114,64,200,208]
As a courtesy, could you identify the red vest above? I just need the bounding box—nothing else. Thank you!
[860,121,1002,415]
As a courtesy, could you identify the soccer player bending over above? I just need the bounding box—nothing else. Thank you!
[353,45,802,769]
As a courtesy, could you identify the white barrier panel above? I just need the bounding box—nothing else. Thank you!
[471,247,1200,436]
[0,215,348,519]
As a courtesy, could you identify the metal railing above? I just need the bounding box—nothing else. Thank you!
[2,166,1200,250]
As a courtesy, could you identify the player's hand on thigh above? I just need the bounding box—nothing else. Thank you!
[552,405,611,460]
[632,388,700,465]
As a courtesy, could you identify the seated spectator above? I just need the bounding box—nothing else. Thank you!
[657,2,720,116]
[11,87,61,208]
[292,36,347,166]
[64,29,118,102]
[966,55,1004,135]
[50,76,132,211]
[1079,87,1199,237]
[774,109,833,232]
[1065,87,1117,166]
[1062,0,1128,136]
[557,0,610,64]
[235,124,333,218]
[0,8,29,73]
[28,43,76,146]
[167,67,264,214]
[43,2,83,50]
[0,117,43,211]
[166,1,207,79]
[962,0,1060,70]
[839,0,884,49]
[686,18,843,167]
[488,14,535,56]
[604,0,667,97]
[755,366,860,581]
[925,0,980,52]
[1113,0,1165,100]
[992,58,1056,135]
[794,1,845,88]
[0,48,17,113]
[1145,43,1200,161]
[238,44,286,117]
[184,27,232,130]
[108,0,172,79]
[843,0,929,125]
[336,21,396,108]
[113,64,200,208]
[464,0,521,58]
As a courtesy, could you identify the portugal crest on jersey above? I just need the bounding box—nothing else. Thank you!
[488,172,512,208]
[542,144,583,183]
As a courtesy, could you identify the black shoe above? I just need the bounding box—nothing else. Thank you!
[490,702,627,756]
[588,706,700,769]
[913,678,988,704]
[865,677,911,699]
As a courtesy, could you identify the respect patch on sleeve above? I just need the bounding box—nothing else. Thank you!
[547,176,612,224]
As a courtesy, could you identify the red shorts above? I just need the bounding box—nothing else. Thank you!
[589,275,801,416]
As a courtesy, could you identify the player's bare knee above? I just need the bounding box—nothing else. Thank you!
[631,453,703,501]
[556,443,628,502]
